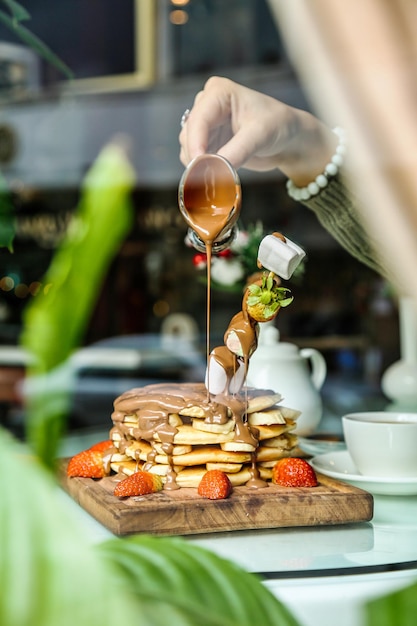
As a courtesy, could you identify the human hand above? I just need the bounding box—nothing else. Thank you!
[179,76,336,186]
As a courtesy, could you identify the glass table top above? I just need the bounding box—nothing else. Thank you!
[62,373,417,580]
[185,494,417,578]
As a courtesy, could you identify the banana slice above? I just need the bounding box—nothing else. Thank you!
[257,424,292,440]
[153,443,192,456]
[246,393,282,413]
[248,409,287,426]
[152,445,251,466]
[154,424,235,445]
[192,418,235,434]
[221,441,257,452]
[148,464,185,476]
[110,460,141,476]
[168,413,184,427]
[263,432,298,448]
[179,405,206,418]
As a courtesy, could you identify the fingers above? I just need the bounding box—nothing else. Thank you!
[180,107,230,166]
[179,77,337,190]
[179,77,237,165]
[179,76,288,172]
[180,106,257,171]
[216,124,270,171]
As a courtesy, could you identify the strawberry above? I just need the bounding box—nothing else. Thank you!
[114,471,163,498]
[67,449,108,478]
[198,469,233,500]
[245,272,293,322]
[89,440,114,453]
[272,457,318,488]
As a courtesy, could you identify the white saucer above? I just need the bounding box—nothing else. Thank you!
[298,435,346,457]
[310,450,417,496]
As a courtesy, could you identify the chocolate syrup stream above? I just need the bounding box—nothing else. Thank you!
[108,156,276,490]
[206,242,212,402]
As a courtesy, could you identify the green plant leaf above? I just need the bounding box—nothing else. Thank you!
[20,142,135,466]
[0,426,301,626]
[247,284,261,296]
[0,428,144,626]
[0,10,73,79]
[98,535,301,626]
[0,173,15,251]
[278,297,294,307]
[1,0,30,21]
[365,581,417,626]
[260,291,272,304]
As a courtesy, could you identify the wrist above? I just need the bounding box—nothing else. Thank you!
[286,127,347,201]
[276,111,339,187]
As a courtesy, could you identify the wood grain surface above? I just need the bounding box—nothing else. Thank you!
[60,463,373,536]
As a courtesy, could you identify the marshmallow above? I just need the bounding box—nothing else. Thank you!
[225,330,247,358]
[228,362,246,394]
[205,350,246,395]
[205,357,228,395]
[257,233,305,280]
[224,319,259,359]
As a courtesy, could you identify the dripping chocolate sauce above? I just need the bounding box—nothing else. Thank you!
[111,157,269,489]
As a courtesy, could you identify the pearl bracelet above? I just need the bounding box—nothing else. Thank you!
[286,126,347,201]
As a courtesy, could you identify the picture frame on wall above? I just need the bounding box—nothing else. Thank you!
[0,0,156,94]
[61,0,155,94]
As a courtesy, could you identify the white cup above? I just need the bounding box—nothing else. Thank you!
[342,412,417,478]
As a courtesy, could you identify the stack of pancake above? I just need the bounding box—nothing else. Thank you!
[109,382,300,488]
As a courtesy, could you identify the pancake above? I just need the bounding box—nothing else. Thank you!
[109,382,300,490]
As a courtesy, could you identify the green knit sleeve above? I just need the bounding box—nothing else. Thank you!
[300,175,386,276]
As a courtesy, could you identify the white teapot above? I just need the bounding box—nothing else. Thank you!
[246,324,327,436]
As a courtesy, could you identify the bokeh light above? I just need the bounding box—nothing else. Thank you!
[15,283,29,298]
[1,276,14,291]
[29,281,42,296]
[153,299,170,317]
[169,9,189,25]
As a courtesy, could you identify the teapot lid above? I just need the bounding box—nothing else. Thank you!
[258,324,299,354]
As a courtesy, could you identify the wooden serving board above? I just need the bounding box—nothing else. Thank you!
[60,464,373,536]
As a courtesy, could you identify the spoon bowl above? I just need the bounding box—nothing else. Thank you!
[178,154,241,253]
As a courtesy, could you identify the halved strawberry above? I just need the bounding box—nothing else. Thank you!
[198,469,233,500]
[272,457,318,488]
[245,272,293,322]
[114,471,163,498]
[89,440,114,453]
[67,449,108,478]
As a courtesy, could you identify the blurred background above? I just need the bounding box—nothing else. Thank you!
[0,0,398,435]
